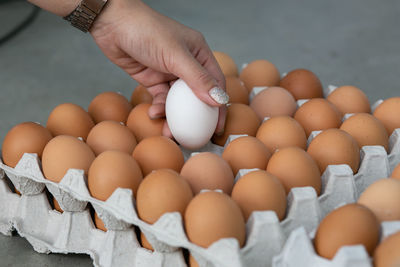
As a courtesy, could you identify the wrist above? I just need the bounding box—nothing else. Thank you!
[90,0,144,36]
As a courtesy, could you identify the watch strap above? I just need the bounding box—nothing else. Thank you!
[64,0,108,33]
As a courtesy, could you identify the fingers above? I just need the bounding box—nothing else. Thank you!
[162,121,173,139]
[194,45,226,91]
[146,83,173,139]
[147,83,169,119]
[144,48,228,137]
[215,105,227,136]
[169,48,229,107]
[192,46,227,136]
[148,103,165,119]
[131,68,177,88]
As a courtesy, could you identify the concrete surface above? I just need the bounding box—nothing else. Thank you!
[0,0,399,266]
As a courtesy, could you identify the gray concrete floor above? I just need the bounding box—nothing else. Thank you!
[0,0,399,266]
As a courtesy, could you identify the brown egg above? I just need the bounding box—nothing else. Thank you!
[231,170,287,221]
[132,136,184,176]
[46,103,94,140]
[279,69,323,100]
[88,150,143,200]
[256,116,307,152]
[294,98,342,136]
[222,136,271,176]
[307,129,360,174]
[266,147,321,195]
[94,212,107,231]
[212,103,261,146]
[88,91,132,124]
[42,135,95,182]
[189,255,199,267]
[86,120,137,156]
[130,84,153,107]
[240,59,280,92]
[53,198,63,213]
[327,85,371,115]
[140,232,153,251]
[340,113,389,151]
[358,178,400,222]
[391,164,400,179]
[184,191,246,248]
[126,103,164,142]
[180,152,234,195]
[373,97,400,135]
[213,51,238,77]
[250,87,297,119]
[225,76,249,104]
[374,231,400,267]
[2,122,52,168]
[136,169,193,223]
[314,203,380,259]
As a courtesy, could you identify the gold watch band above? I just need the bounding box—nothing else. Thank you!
[64,0,108,33]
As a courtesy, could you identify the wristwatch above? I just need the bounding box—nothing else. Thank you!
[64,0,108,33]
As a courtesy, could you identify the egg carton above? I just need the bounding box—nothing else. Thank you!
[0,124,399,267]
[272,211,400,267]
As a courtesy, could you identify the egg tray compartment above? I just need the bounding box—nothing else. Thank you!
[272,211,400,267]
[0,125,399,267]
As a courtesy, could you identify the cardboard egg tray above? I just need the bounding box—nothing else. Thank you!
[1,85,400,267]
[1,125,399,267]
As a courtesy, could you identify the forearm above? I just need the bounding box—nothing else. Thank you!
[27,0,81,17]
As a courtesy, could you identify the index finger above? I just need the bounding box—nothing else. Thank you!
[195,45,226,91]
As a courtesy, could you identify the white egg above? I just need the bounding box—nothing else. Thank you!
[165,79,218,149]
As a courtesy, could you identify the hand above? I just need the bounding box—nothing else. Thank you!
[90,0,228,138]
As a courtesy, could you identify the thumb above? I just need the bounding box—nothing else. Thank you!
[170,50,229,106]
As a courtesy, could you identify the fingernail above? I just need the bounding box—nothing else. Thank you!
[148,113,164,120]
[209,87,229,105]
[215,130,224,136]
[150,115,164,120]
